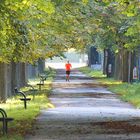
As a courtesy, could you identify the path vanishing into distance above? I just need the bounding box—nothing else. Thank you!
[26,69,140,140]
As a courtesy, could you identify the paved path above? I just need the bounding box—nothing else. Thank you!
[25,69,140,140]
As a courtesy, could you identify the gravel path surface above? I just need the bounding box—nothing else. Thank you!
[25,69,140,140]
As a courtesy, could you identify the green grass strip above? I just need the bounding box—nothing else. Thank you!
[79,66,140,108]
[0,68,56,139]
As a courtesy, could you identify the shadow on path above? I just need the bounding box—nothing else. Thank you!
[25,69,140,140]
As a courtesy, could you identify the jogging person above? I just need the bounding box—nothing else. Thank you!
[65,61,72,81]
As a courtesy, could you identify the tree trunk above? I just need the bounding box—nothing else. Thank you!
[130,52,136,82]
[103,49,108,75]
[27,63,38,79]
[11,62,27,90]
[114,53,121,80]
[7,63,12,97]
[122,49,129,82]
[105,49,115,77]
[128,52,132,83]
[114,49,129,82]
[0,63,8,102]
[11,61,18,93]
[38,58,45,74]
[137,52,140,81]
[19,63,28,87]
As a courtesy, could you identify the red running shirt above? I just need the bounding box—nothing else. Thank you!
[65,63,72,71]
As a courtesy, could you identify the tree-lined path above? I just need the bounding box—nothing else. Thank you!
[25,69,140,140]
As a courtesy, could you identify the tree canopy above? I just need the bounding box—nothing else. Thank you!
[0,0,139,63]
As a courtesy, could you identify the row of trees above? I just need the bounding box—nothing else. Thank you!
[1,0,139,64]
[0,61,45,102]
[0,0,139,101]
[0,0,94,62]
[69,0,139,82]
[0,0,56,102]
[91,0,140,82]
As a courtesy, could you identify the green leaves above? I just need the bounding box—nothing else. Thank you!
[35,0,55,14]
[82,0,88,4]
[0,0,56,63]
[0,0,139,62]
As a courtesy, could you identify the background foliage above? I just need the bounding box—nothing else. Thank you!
[0,0,139,62]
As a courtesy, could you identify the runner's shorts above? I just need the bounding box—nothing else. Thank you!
[66,71,70,75]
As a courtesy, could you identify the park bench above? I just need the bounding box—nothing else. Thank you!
[14,88,31,109]
[0,108,14,135]
[26,84,38,100]
[37,67,52,91]
[38,66,52,84]
[37,74,47,90]
[37,83,44,91]
[40,75,47,84]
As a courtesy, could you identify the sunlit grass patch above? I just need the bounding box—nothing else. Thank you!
[0,68,56,139]
[79,66,105,78]
[20,68,56,94]
[101,81,140,108]
[79,67,122,85]
[0,92,54,139]
[98,78,122,85]
[109,83,140,108]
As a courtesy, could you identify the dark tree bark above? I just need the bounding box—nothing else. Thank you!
[11,61,18,93]
[11,62,28,92]
[137,48,140,81]
[19,63,28,87]
[114,52,122,80]
[114,49,134,82]
[114,49,136,82]
[0,62,29,101]
[122,49,129,82]
[88,46,100,67]
[103,49,108,75]
[27,63,38,78]
[0,63,9,102]
[128,51,135,83]
[130,52,137,82]
[104,49,115,77]
[7,63,12,97]
[38,58,45,74]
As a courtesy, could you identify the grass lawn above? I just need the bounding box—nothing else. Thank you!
[79,67,140,108]
[0,68,56,140]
